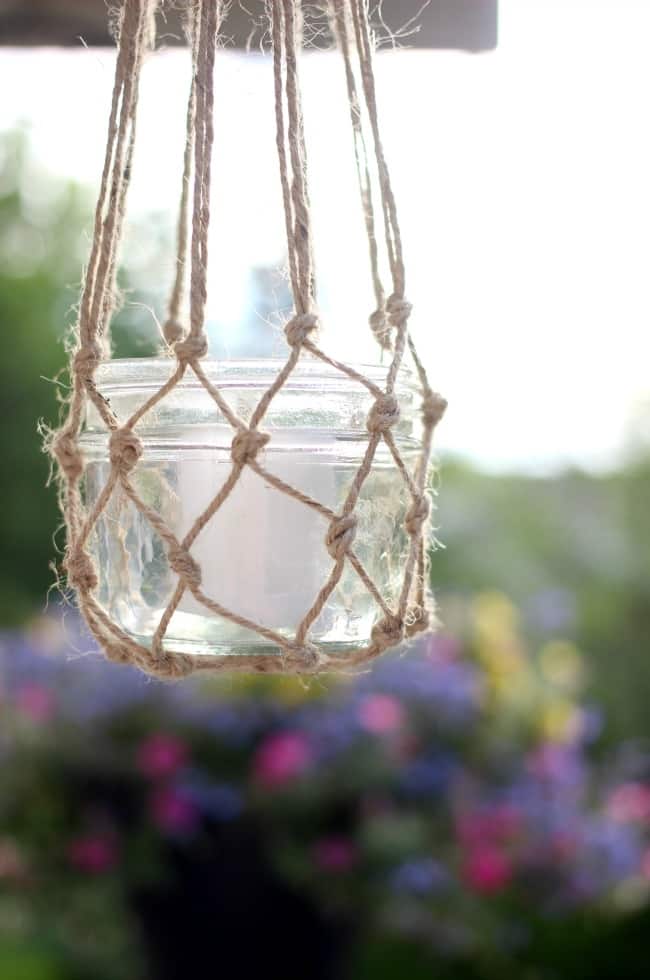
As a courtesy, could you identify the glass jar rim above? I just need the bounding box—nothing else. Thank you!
[94,356,417,395]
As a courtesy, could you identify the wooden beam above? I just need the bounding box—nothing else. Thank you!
[0,1,497,51]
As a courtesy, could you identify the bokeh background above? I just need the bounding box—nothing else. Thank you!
[2,1,650,978]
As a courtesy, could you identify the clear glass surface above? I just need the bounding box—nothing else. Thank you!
[80,358,420,658]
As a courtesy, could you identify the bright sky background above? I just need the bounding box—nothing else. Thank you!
[1,0,649,474]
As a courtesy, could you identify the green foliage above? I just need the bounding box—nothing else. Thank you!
[435,457,650,742]
[0,129,162,626]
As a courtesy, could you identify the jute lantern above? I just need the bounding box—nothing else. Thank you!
[50,0,447,678]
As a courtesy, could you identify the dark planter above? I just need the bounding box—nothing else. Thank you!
[131,821,353,980]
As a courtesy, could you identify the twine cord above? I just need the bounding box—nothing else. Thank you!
[52,0,447,678]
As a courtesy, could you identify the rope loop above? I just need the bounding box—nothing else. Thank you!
[148,643,196,680]
[231,429,270,467]
[371,615,404,652]
[53,430,84,483]
[284,312,319,348]
[367,393,400,434]
[109,428,143,475]
[369,308,392,350]
[73,340,103,378]
[405,606,431,638]
[162,318,185,345]
[326,514,358,562]
[386,294,413,329]
[168,544,202,590]
[174,334,209,363]
[284,640,321,672]
[67,548,98,593]
[422,390,448,428]
[405,495,431,537]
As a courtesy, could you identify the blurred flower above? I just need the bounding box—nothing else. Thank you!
[539,699,584,744]
[464,847,512,895]
[399,754,456,798]
[425,632,463,662]
[137,733,189,780]
[606,782,650,823]
[391,857,449,895]
[358,694,405,735]
[457,806,523,847]
[15,683,55,723]
[313,836,357,873]
[527,588,577,635]
[527,744,584,787]
[252,731,313,788]
[149,788,200,836]
[539,640,585,692]
[68,834,118,874]
[181,777,244,822]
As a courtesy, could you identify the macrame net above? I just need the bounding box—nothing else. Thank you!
[50,0,447,679]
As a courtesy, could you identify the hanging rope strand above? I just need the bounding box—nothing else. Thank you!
[52,0,157,556]
[280,0,315,315]
[186,0,219,352]
[328,0,388,349]
[348,0,404,299]
[163,2,200,346]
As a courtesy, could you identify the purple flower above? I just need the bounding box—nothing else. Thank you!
[391,858,450,895]
[181,778,244,821]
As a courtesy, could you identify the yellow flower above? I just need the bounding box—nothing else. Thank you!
[539,640,585,693]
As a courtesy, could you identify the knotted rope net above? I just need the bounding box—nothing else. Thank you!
[50,0,447,679]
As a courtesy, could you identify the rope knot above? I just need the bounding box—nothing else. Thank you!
[168,545,202,590]
[73,341,103,378]
[284,312,319,348]
[371,616,404,652]
[422,390,448,428]
[405,606,432,638]
[109,428,143,475]
[148,644,196,680]
[162,318,185,345]
[53,430,84,482]
[66,548,98,593]
[386,294,413,328]
[369,308,392,350]
[231,429,270,466]
[367,394,400,434]
[174,334,209,363]
[326,515,357,562]
[405,495,431,537]
[285,641,321,672]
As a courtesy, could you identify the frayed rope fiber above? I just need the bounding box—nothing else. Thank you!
[50,0,447,679]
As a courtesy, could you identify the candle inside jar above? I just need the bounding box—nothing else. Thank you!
[174,428,339,628]
[82,359,418,659]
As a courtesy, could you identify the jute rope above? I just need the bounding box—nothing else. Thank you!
[51,0,447,679]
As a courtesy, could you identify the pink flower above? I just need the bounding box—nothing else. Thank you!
[313,836,358,873]
[150,788,200,836]
[68,835,118,874]
[606,783,650,823]
[464,847,512,895]
[137,734,188,780]
[358,695,405,735]
[15,684,55,723]
[252,732,313,788]
[456,806,522,846]
[641,849,650,879]
[426,632,462,663]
